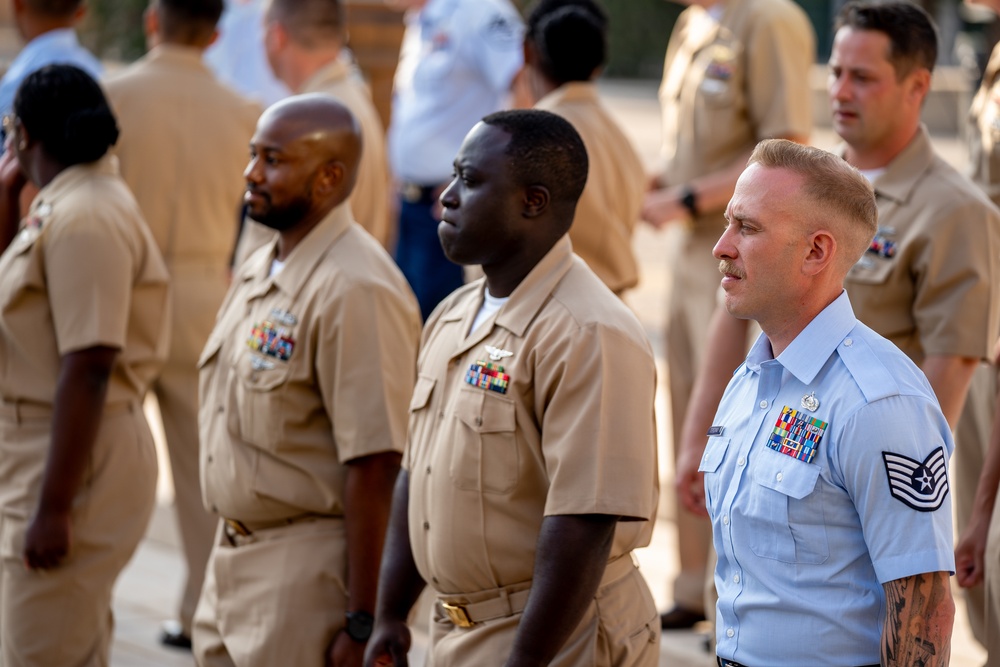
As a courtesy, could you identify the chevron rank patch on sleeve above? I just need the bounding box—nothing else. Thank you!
[881,446,949,512]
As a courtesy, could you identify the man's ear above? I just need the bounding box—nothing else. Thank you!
[523,184,549,218]
[802,229,837,276]
[316,160,345,195]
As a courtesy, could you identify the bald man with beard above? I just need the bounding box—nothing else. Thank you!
[194,94,421,667]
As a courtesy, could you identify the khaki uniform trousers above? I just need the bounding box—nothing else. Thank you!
[427,557,659,667]
[157,262,230,634]
[954,363,997,646]
[665,228,719,617]
[0,402,157,667]
[193,517,348,667]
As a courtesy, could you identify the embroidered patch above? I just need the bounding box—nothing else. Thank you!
[247,319,295,361]
[465,361,510,395]
[767,406,827,464]
[882,447,949,512]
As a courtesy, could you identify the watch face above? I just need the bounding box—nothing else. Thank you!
[346,611,374,642]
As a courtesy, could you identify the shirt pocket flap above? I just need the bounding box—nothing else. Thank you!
[197,333,224,369]
[409,375,436,412]
[698,437,730,473]
[456,388,516,433]
[753,449,821,499]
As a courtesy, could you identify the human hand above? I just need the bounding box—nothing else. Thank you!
[0,136,26,197]
[327,630,366,667]
[641,186,691,230]
[675,436,709,517]
[23,508,72,570]
[363,618,411,667]
[955,514,990,588]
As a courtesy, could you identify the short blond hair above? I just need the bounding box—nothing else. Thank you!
[749,139,877,269]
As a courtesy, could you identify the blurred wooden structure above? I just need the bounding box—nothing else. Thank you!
[345,1,406,129]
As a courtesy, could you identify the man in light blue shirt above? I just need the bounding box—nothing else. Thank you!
[386,0,524,320]
[0,0,101,123]
[702,139,955,667]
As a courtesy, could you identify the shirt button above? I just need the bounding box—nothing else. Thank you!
[438,411,445,419]
[423,521,430,530]
[776,472,783,482]
[211,504,218,513]
[844,338,853,347]
[759,400,768,409]
[217,406,223,414]
[737,457,746,467]
[722,514,729,526]
[733,574,740,584]
[475,416,483,426]
[207,455,214,463]
[426,466,431,474]
[726,628,735,638]
[432,576,439,584]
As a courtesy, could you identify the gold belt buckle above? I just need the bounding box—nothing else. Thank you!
[224,518,251,537]
[441,602,475,628]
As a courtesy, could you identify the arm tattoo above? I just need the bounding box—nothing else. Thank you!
[881,572,954,667]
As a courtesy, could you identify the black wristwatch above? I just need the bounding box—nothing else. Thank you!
[680,185,699,217]
[344,610,374,642]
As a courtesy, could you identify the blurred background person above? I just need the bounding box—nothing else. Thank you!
[0,64,169,666]
[205,0,290,107]
[103,0,261,650]
[385,0,524,320]
[522,0,645,298]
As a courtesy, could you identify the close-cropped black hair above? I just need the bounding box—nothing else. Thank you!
[14,64,120,166]
[157,0,225,42]
[23,0,83,17]
[527,0,608,84]
[481,109,588,209]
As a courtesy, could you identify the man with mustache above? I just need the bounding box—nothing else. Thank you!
[676,3,1000,645]
[708,138,955,666]
[193,94,420,667]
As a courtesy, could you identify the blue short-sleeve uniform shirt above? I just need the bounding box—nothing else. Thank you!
[702,291,955,666]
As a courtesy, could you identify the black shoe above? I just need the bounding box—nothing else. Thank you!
[659,606,707,630]
[159,620,192,650]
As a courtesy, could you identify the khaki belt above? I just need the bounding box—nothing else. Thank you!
[438,551,639,628]
[222,514,322,546]
[0,398,135,424]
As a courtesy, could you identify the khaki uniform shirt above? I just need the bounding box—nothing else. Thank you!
[970,41,1000,208]
[303,58,391,247]
[845,127,1000,364]
[0,155,170,406]
[405,237,658,595]
[104,45,260,365]
[199,204,420,523]
[659,0,813,237]
[535,82,645,294]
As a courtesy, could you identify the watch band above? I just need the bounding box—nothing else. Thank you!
[681,185,699,217]
[344,610,374,642]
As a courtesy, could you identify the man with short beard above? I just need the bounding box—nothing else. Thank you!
[194,94,420,667]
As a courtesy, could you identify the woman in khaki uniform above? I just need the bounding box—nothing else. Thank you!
[0,65,170,666]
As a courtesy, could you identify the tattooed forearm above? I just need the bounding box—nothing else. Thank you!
[880,571,954,667]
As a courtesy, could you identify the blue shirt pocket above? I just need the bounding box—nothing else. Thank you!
[747,447,829,564]
[698,436,730,514]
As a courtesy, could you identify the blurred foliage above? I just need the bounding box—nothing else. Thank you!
[79,0,147,63]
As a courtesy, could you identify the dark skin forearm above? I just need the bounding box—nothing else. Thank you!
[329,450,402,666]
[505,514,618,667]
[881,571,954,667]
[364,470,426,667]
[24,346,117,570]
